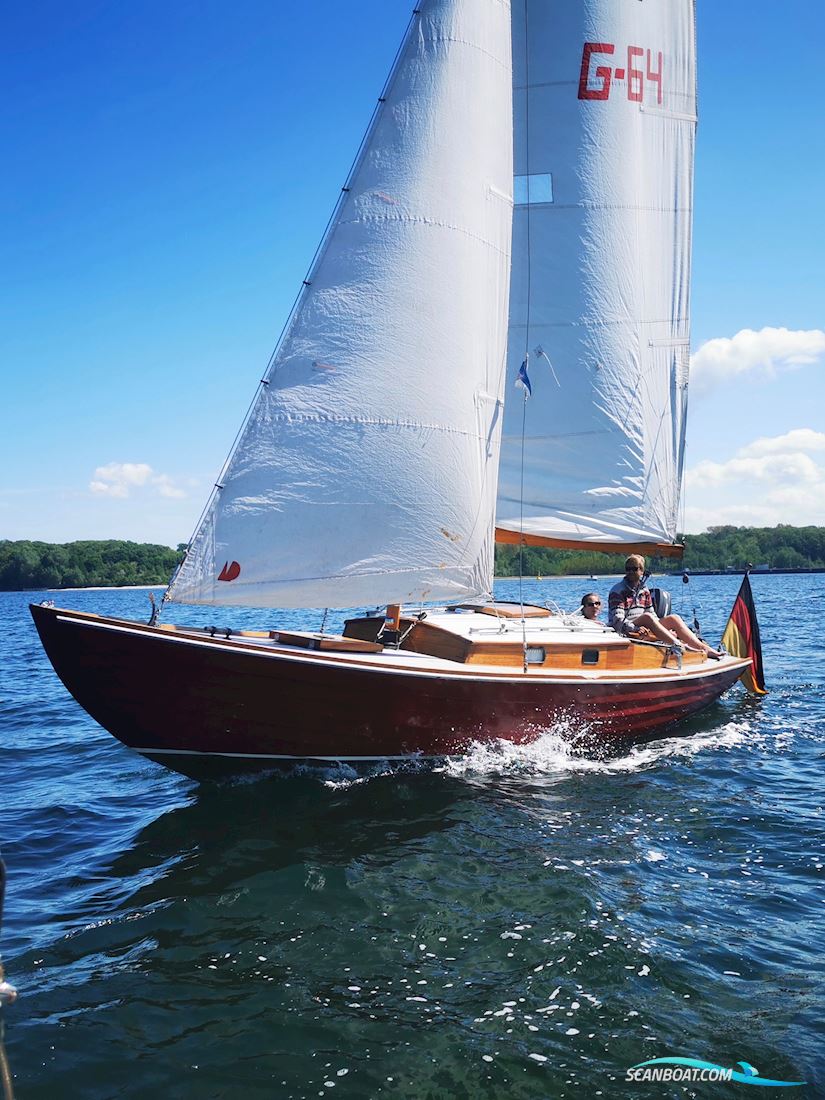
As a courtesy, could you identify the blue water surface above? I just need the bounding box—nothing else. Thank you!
[0,574,822,1098]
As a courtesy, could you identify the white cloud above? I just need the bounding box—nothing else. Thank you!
[151,473,186,499]
[690,327,825,395]
[683,427,825,531]
[90,462,152,498]
[687,451,822,490]
[89,462,186,500]
[739,428,825,458]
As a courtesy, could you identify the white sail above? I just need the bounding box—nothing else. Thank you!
[169,0,513,609]
[497,0,696,554]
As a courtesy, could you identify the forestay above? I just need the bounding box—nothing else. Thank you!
[496,0,697,554]
[169,0,513,609]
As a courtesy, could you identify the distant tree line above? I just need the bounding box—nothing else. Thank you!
[495,524,825,577]
[1,525,823,591]
[0,540,185,591]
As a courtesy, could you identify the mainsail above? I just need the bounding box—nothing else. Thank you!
[169,0,513,609]
[496,0,697,556]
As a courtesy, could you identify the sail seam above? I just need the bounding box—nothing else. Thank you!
[514,202,693,213]
[426,34,511,73]
[338,213,510,255]
[508,318,690,330]
[262,413,488,436]
[514,79,694,106]
[205,565,478,585]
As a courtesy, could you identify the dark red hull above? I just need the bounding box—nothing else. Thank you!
[31,604,746,775]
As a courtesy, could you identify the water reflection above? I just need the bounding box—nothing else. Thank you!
[110,771,474,906]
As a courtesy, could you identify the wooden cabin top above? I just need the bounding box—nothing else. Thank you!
[343,608,707,672]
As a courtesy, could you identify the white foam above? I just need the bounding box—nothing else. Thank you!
[437,718,755,780]
[232,715,757,790]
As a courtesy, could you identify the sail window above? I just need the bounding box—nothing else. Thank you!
[525,646,546,664]
[513,173,553,205]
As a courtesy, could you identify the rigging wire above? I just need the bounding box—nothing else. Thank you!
[0,852,16,1100]
[676,436,703,634]
[519,389,528,671]
[518,0,532,671]
[163,6,423,608]
[0,1021,13,1100]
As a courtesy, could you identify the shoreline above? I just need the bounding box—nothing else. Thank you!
[45,584,167,592]
[5,566,823,596]
[498,567,825,579]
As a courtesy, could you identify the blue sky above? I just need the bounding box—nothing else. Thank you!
[3,1,824,547]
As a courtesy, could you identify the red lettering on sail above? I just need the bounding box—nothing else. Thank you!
[627,46,644,102]
[578,42,664,105]
[218,561,241,582]
[578,42,614,100]
[647,49,663,105]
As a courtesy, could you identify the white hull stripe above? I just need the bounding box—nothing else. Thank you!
[137,747,437,762]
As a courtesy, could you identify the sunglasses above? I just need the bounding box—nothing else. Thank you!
[626,566,643,572]
[585,601,601,607]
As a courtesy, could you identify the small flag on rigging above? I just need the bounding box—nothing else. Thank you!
[516,358,532,397]
[720,572,767,695]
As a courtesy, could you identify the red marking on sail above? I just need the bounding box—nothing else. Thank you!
[218,561,241,582]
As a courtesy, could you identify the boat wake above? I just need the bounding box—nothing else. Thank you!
[437,718,755,779]
[229,718,757,789]
[296,757,435,790]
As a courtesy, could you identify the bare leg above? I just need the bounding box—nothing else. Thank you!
[624,612,688,649]
[660,614,722,658]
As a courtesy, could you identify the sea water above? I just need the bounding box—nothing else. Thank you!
[0,574,822,1097]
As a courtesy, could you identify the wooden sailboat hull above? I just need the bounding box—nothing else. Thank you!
[31,604,748,775]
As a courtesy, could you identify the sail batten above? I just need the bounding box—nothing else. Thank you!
[168,0,514,610]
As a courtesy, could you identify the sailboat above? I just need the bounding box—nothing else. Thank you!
[32,0,757,775]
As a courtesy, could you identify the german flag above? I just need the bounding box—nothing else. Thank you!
[721,573,767,695]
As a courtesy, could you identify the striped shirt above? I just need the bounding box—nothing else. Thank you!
[608,579,656,634]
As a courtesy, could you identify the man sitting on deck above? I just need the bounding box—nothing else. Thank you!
[608,555,722,659]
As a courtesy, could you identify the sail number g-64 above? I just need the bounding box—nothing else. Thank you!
[578,42,663,104]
